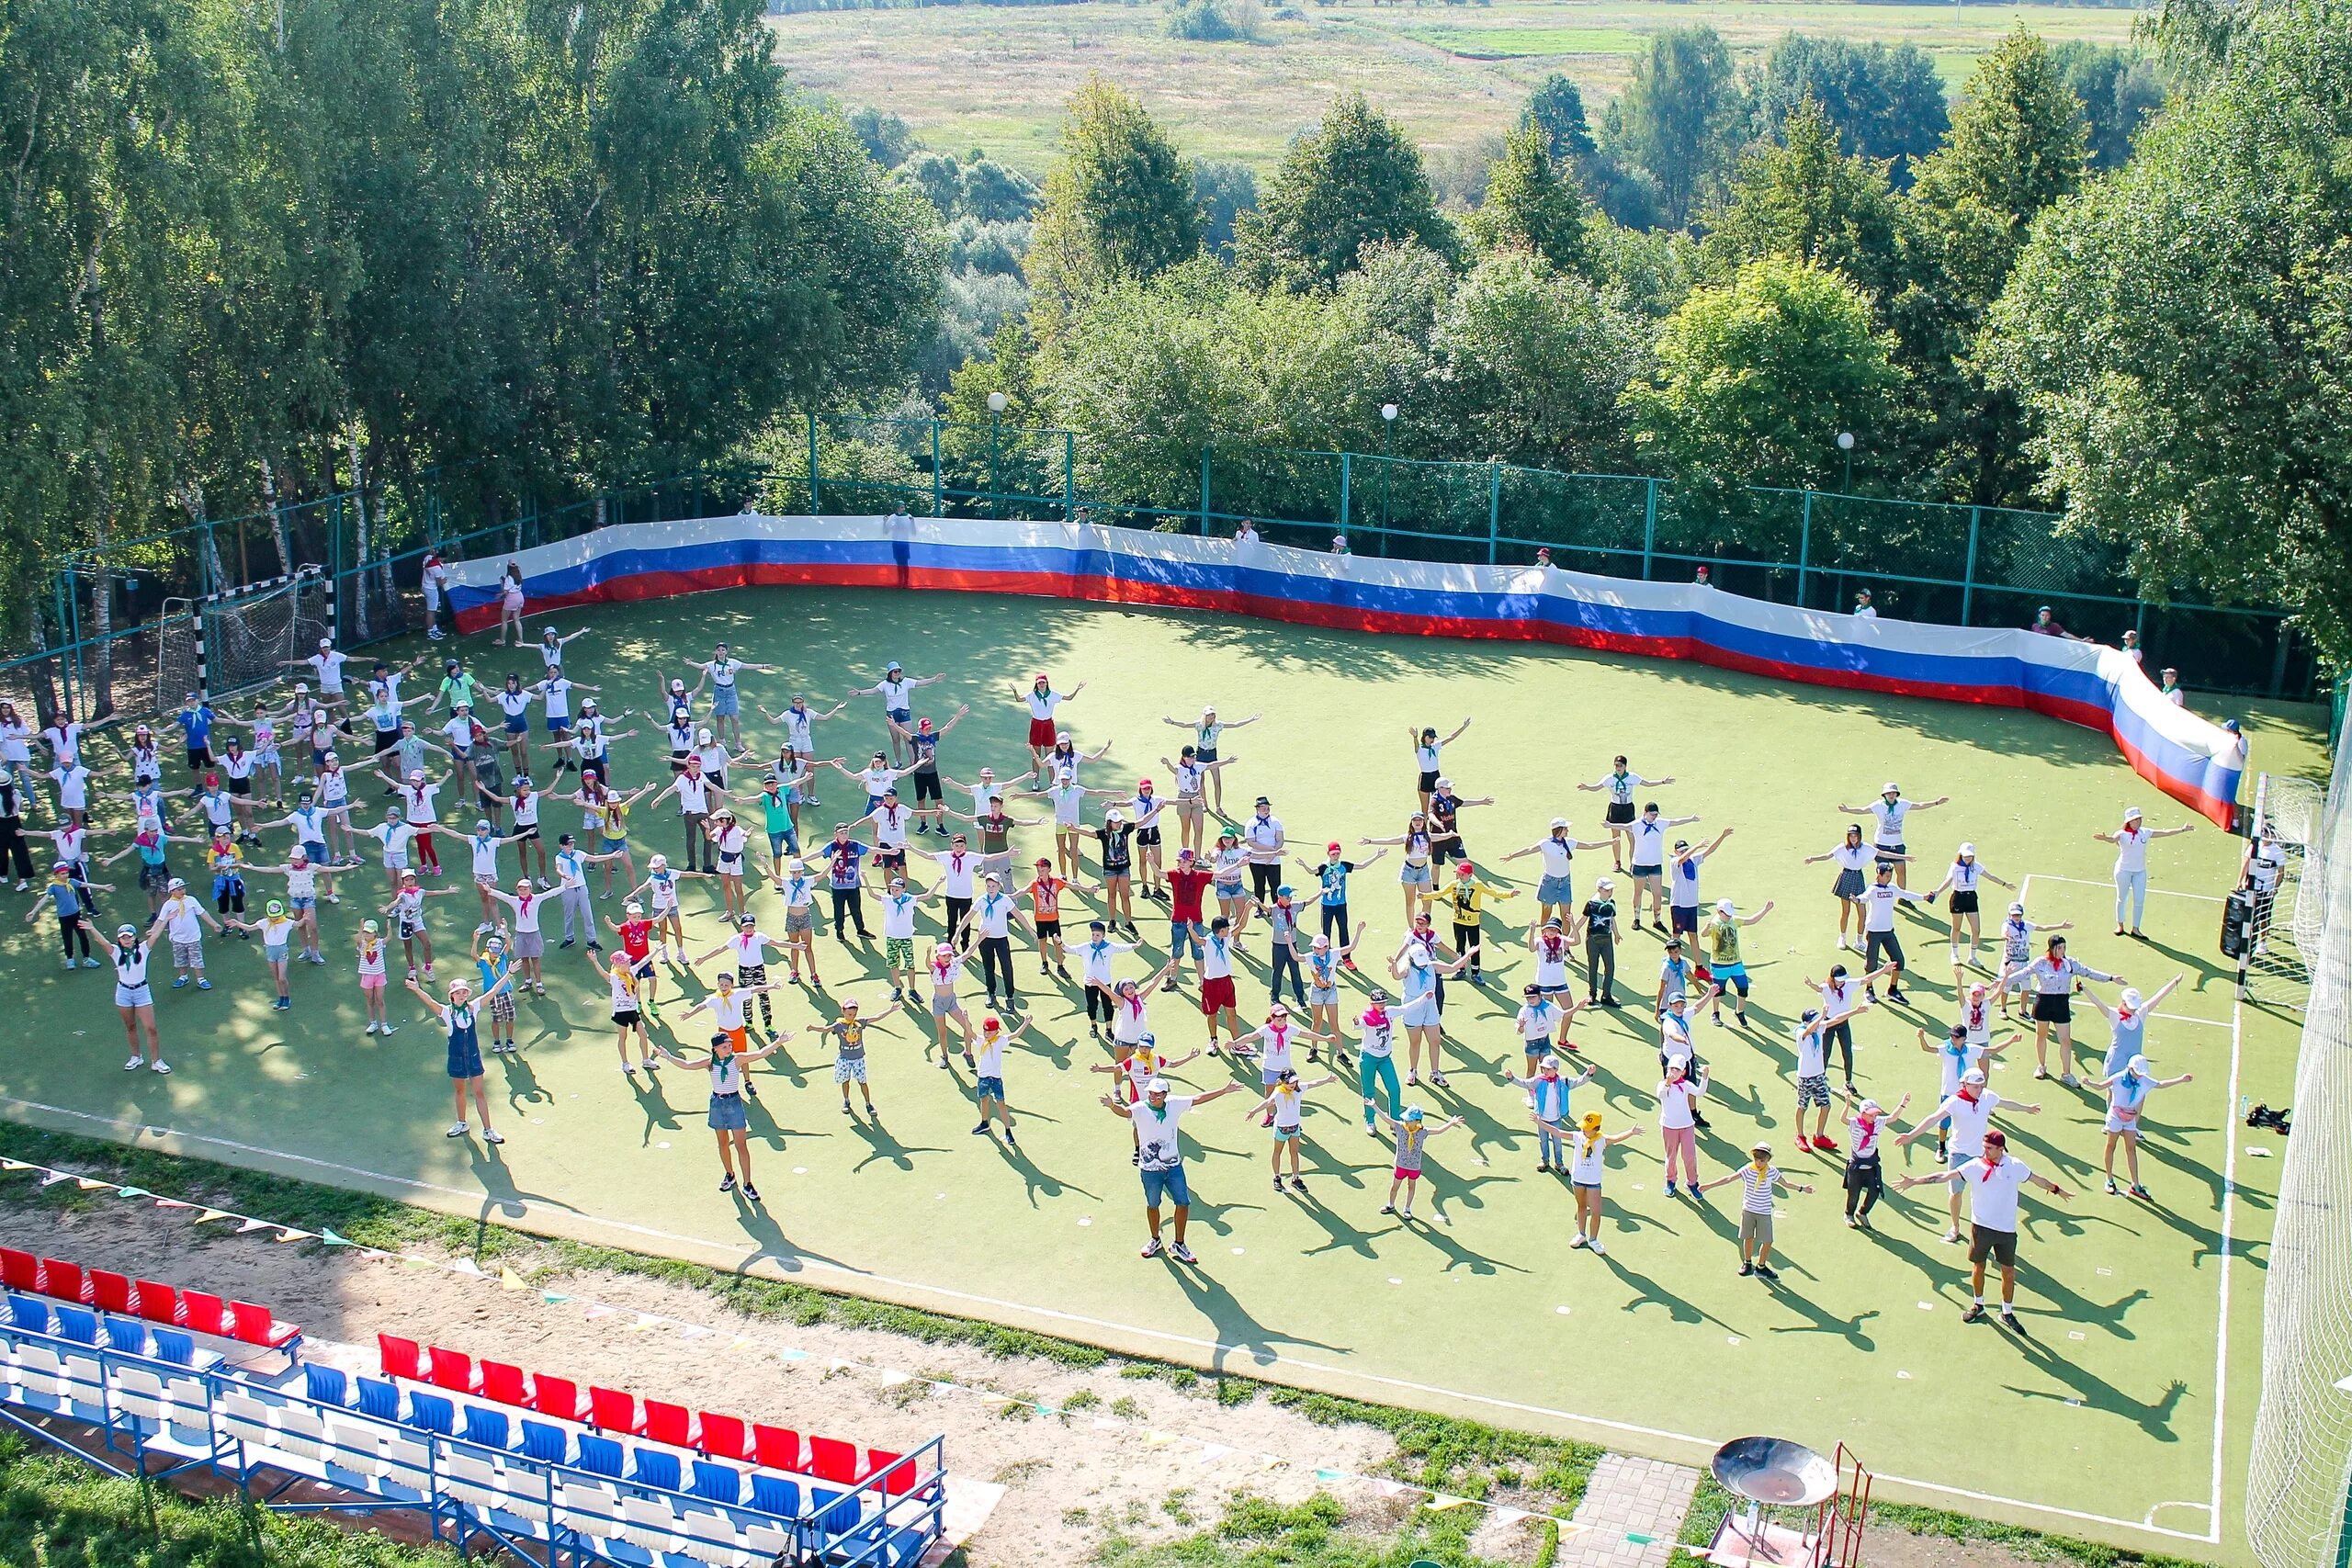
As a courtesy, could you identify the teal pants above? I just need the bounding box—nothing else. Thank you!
[1361,1055,1401,1130]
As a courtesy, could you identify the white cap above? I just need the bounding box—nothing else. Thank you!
[2127,1053,2152,1076]
[1665,1053,1689,1071]
[318,637,333,648]
[2008,901,2027,915]
[1713,899,1733,916]
[2120,987,2143,1010]
[1883,781,1900,795]
[1962,1067,1987,1086]
[1550,817,1567,829]
[1146,1077,1170,1095]
[2124,805,2143,820]
[1959,841,1976,856]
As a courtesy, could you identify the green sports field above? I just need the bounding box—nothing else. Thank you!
[0,586,2324,1562]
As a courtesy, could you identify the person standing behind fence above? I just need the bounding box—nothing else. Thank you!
[494,562,526,646]
[421,550,451,641]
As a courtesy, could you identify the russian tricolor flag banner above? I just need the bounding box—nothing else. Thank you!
[445,513,2244,825]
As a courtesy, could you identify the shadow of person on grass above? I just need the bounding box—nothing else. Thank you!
[1602,1253,1741,1333]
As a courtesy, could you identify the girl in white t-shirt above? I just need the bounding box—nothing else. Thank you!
[1565,1111,1643,1255]
[1240,1067,1338,1194]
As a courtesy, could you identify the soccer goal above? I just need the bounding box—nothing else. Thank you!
[155,567,331,705]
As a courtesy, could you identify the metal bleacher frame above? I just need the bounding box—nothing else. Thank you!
[0,1298,946,1568]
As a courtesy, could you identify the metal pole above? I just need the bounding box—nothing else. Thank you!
[1487,462,1501,565]
[989,417,1001,516]
[1339,452,1351,538]
[1640,479,1658,581]
[1961,507,1982,626]
[807,412,820,515]
[931,420,944,518]
[1797,490,1814,608]
[1200,445,1212,536]
[328,496,343,642]
[1064,431,1076,523]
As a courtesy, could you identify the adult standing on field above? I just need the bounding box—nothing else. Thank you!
[1161,706,1259,818]
[1894,1128,2070,1327]
[1103,1076,1244,1265]
[1577,756,1675,874]
[1014,673,1087,784]
[2093,806,2196,939]
[1836,782,1948,889]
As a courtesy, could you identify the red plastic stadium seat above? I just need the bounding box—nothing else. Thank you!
[866,1449,914,1496]
[808,1436,858,1484]
[426,1347,475,1393]
[0,1248,37,1292]
[178,1289,230,1336]
[39,1258,91,1304]
[589,1386,640,1435]
[480,1360,530,1407]
[531,1373,582,1422]
[378,1333,424,1381]
[698,1413,750,1461]
[751,1424,801,1472]
[133,1279,182,1325]
[89,1270,133,1314]
[642,1400,695,1448]
[229,1301,300,1352]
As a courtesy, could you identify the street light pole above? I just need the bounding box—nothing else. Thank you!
[989,390,1008,515]
[1837,430,1856,494]
[1381,403,1398,537]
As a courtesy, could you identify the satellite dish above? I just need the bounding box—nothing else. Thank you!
[1711,1436,1838,1508]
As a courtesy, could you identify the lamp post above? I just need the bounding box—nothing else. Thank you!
[1837,430,1856,494]
[989,390,1008,513]
[1381,403,1398,536]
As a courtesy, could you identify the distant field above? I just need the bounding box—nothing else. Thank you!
[769,1,2143,174]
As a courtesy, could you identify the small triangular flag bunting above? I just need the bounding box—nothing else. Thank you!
[448,1257,484,1276]
[321,1230,354,1247]
[582,1303,616,1320]
[499,1267,527,1291]
[1195,1443,1230,1465]
[74,1177,114,1191]
[275,1228,314,1243]
[1260,1455,1287,1472]
[40,1171,75,1187]
[154,1198,193,1210]
[726,1337,757,1352]
[113,1187,149,1199]
[235,1217,273,1234]
[540,1292,571,1305]
[1424,1494,1469,1511]
[1492,1507,1531,1528]
[194,1208,235,1224]
[775,1348,808,1361]
[1314,1468,1346,1482]
[401,1255,437,1269]
[1374,1480,1409,1498]
[876,1370,910,1387]
[676,1324,711,1339]
[624,1315,661,1333]
[1144,1431,1178,1448]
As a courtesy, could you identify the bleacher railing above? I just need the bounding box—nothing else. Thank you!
[1,415,2314,728]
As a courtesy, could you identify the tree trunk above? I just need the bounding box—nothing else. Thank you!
[345,426,372,640]
[87,434,117,721]
[24,605,63,730]
[259,456,293,575]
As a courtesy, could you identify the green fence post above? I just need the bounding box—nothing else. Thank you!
[1339,452,1351,538]
[806,413,820,515]
[1961,507,1982,626]
[56,575,78,723]
[1199,445,1212,536]
[1640,479,1658,581]
[1796,490,1814,608]
[1064,432,1076,523]
[1487,463,1502,565]
[931,421,944,518]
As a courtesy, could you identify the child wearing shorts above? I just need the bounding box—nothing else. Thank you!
[1372,1105,1465,1221]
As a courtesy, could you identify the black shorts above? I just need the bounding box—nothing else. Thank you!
[373,729,400,755]
[226,777,252,796]
[1036,919,1061,940]
[1431,837,1464,864]
[186,747,211,770]
[876,849,906,871]
[1605,802,1635,826]
[612,1008,641,1029]
[1136,826,1161,847]
[1950,890,1979,916]
[1418,770,1439,794]
[514,825,540,840]
[1875,841,1905,866]
[1968,1224,2018,1268]
[913,773,943,804]
[2031,992,2072,1025]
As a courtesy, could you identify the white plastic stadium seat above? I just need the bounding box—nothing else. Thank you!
[556,1476,623,1536]
[443,1450,506,1513]
[622,1495,684,1556]
[275,1403,328,1462]
[111,1365,167,1424]
[62,1353,107,1423]
[675,1506,749,1567]
[160,1374,211,1449]
[216,1391,276,1453]
[322,1419,382,1488]
[15,1344,64,1407]
[379,1434,435,1495]
[741,1518,793,1565]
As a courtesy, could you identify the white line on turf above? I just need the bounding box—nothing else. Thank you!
[2206,979,2247,1544]
[1,1091,2220,1547]
[2030,873,2224,905]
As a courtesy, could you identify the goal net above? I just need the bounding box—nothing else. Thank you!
[155,569,330,705]
[2246,724,2352,1568]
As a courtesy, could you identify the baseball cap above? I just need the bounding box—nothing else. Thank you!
[1146,1077,1170,1096]
[1962,1067,1987,1085]
[1550,817,1567,829]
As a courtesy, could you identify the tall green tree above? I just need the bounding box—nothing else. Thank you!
[1702,97,1902,301]
[2047,41,2166,169]
[1465,124,1594,278]
[1601,26,1747,230]
[1752,35,1950,183]
[1623,257,1899,506]
[1233,92,1454,290]
[1910,27,2087,236]
[1027,76,1201,311]
[1983,0,2352,664]
[1523,73,1598,165]
[1430,253,1644,470]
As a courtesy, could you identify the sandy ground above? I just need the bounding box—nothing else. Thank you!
[0,1194,1578,1567]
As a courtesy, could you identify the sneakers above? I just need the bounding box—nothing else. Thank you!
[1755,1264,1778,1281]
[972,1122,993,1136]
[1589,1238,1605,1256]
[1140,1236,1164,1259]
[2129,1183,2152,1201]
[1663,1180,1678,1197]
[1289,1176,1307,1193]
[1169,1243,1196,1265]
[1962,1303,1987,1323]
[151,1059,171,1075]
[274,997,291,1010]
[2105,1178,2119,1195]
[2059,1072,2080,1089]
[1941,1227,1962,1245]
[447,1122,469,1138]
[1567,1234,1589,1249]
[742,1185,760,1202]
[195,977,212,990]
[483,1129,504,1145]
[80,956,101,968]
[720,1174,738,1193]
[123,1055,143,1071]
[1739,1261,1755,1276]
[1812,1135,1838,1154]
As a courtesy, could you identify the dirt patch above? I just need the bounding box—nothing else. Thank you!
[1859,1525,2059,1568]
[0,1195,1567,1567]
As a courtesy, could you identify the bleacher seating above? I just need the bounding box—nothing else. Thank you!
[0,1247,300,1356]
[3,1294,947,1568]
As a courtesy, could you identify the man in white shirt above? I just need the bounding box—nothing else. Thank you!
[1852,589,1878,618]
[1835,782,1949,888]
[1894,1067,2044,1243]
[1859,863,1932,1003]
[1242,797,1285,906]
[1895,1128,2069,1325]
[1100,1075,1243,1265]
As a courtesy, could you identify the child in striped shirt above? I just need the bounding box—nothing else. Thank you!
[1699,1142,1813,1281]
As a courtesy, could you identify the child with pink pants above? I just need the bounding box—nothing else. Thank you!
[1657,1055,1707,1196]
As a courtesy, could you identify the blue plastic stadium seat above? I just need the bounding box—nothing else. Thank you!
[102,1315,147,1356]
[808,1485,862,1535]
[6,1295,48,1334]
[691,1461,741,1506]
[51,1306,98,1346]
[405,1391,455,1436]
[629,1448,682,1492]
[148,1327,196,1367]
[577,1433,625,1478]
[519,1419,569,1465]
[302,1364,349,1407]
[463,1405,510,1450]
[747,1473,800,1519]
[356,1375,400,1420]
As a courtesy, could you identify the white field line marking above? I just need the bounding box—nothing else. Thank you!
[0,1094,2226,1546]
[2207,980,2247,1544]
[2030,873,2224,905]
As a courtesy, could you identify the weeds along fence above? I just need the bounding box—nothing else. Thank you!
[0,415,2315,728]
